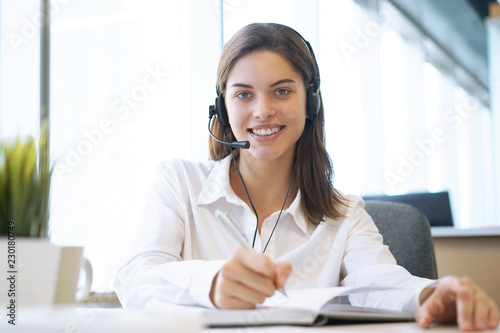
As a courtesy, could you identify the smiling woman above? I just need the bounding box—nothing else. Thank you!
[209,23,345,227]
[115,23,499,331]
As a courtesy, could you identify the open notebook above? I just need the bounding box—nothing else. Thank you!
[146,285,415,327]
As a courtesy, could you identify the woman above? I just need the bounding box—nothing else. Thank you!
[116,23,499,331]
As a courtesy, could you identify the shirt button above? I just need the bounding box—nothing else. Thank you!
[265,220,274,228]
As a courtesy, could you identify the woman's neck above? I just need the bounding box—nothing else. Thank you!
[229,152,298,231]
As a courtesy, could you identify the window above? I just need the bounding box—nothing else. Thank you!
[318,0,366,195]
[0,0,41,138]
[48,0,220,290]
[2,0,497,293]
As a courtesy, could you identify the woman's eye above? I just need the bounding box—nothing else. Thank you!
[236,92,251,99]
[275,88,290,96]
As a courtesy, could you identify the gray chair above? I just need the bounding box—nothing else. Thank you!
[364,200,438,279]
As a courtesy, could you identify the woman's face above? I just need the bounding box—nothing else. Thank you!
[225,50,307,163]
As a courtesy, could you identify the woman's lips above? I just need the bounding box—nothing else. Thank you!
[247,126,285,142]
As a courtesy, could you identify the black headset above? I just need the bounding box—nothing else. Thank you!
[209,29,321,129]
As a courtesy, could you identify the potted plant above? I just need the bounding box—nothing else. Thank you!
[0,122,62,308]
[0,121,51,237]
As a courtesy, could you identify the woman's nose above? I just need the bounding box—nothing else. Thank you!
[252,95,275,120]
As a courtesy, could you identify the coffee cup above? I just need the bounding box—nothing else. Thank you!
[54,246,93,304]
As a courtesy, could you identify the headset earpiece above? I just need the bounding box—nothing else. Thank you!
[301,39,321,122]
[306,85,320,120]
[208,93,250,149]
[209,93,229,127]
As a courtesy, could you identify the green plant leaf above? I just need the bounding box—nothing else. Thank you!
[0,133,51,238]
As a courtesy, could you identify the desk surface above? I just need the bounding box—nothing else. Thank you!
[431,226,500,237]
[2,307,498,333]
[206,322,499,332]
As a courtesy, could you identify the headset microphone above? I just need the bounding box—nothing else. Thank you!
[208,107,250,149]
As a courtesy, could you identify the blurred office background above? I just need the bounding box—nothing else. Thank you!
[1,0,499,291]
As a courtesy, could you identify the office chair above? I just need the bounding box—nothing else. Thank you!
[364,200,438,279]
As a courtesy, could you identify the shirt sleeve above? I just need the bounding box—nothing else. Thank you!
[340,196,436,312]
[114,161,225,309]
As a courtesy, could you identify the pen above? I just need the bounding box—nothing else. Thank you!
[215,210,288,297]
[215,209,251,249]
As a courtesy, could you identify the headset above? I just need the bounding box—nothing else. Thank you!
[208,28,321,149]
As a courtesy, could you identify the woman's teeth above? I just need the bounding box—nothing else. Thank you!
[251,127,281,136]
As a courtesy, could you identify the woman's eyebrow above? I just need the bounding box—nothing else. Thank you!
[270,79,296,87]
[230,79,296,89]
[230,83,253,88]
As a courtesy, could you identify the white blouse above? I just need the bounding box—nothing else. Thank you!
[115,155,434,311]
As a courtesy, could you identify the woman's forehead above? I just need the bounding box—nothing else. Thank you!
[227,50,303,87]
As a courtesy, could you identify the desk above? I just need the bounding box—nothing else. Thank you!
[206,322,499,332]
[432,227,500,306]
[1,308,498,333]
[0,307,200,332]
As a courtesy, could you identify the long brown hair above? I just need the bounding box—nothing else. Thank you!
[209,23,346,224]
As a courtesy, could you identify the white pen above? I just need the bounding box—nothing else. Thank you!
[215,209,287,297]
[215,210,251,249]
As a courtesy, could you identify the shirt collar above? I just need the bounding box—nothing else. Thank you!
[197,155,309,234]
[286,189,308,234]
[197,155,243,207]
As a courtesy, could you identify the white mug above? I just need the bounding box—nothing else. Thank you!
[54,246,93,304]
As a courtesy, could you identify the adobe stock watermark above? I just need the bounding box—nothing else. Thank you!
[54,64,169,181]
[193,225,337,330]
[59,307,96,333]
[229,223,338,329]
[8,0,72,53]
[384,91,482,192]
[339,8,394,64]
[385,129,447,191]
[211,0,244,16]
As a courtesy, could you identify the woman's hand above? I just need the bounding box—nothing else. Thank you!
[415,276,499,331]
[209,248,292,309]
